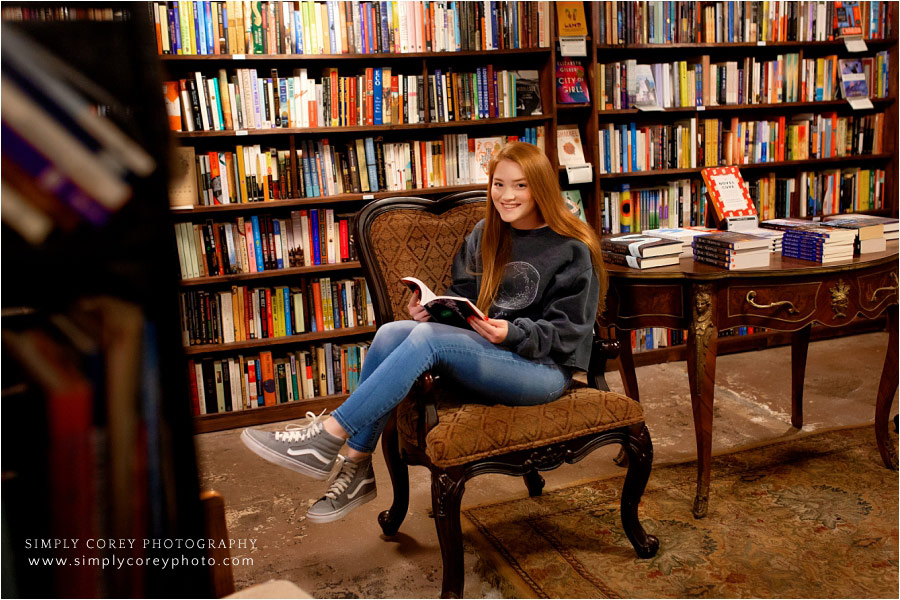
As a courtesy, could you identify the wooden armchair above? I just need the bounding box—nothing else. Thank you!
[354,194,659,598]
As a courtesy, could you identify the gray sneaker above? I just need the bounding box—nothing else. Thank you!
[306,456,377,524]
[240,411,344,480]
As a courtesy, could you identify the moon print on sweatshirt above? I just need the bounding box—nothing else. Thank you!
[492,261,540,316]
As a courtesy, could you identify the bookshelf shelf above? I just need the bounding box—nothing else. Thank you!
[160,47,554,62]
[598,97,896,116]
[194,393,349,433]
[184,325,377,355]
[599,38,899,51]
[173,182,486,215]
[558,103,592,110]
[174,114,553,138]
[592,154,894,180]
[179,261,362,287]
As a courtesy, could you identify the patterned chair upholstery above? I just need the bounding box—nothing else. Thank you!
[354,194,659,598]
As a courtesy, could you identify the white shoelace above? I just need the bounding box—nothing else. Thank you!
[274,410,328,443]
[323,456,355,500]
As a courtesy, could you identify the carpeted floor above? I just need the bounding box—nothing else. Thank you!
[462,425,899,599]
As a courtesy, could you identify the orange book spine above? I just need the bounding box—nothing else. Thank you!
[312,281,324,332]
[259,351,276,406]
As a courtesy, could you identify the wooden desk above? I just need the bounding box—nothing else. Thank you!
[601,242,899,518]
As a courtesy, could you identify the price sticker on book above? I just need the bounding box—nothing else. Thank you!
[565,163,593,185]
[843,36,868,53]
[559,36,587,57]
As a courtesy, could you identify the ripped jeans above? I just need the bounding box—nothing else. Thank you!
[330,320,572,453]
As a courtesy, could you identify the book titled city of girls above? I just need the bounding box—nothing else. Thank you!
[556,59,590,103]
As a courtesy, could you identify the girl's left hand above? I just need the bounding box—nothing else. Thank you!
[468,316,508,343]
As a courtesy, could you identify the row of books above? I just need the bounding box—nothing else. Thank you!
[627,326,765,353]
[165,68,428,132]
[598,1,892,45]
[597,112,885,174]
[152,1,551,56]
[2,27,156,245]
[174,209,355,279]
[600,166,889,235]
[1,5,129,21]
[170,129,541,207]
[428,68,541,122]
[601,180,703,234]
[597,52,889,111]
[179,275,375,346]
[187,342,369,415]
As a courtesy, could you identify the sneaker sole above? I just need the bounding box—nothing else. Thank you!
[240,429,333,480]
[306,489,377,524]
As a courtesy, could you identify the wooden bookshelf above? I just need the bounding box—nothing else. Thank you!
[156,1,558,430]
[2,4,212,596]
[576,1,899,358]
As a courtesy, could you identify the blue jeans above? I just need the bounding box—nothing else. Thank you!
[330,320,573,453]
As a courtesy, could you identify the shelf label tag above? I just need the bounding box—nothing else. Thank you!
[756,40,766,46]
[696,105,706,111]
[363,194,375,200]
[848,97,874,110]
[559,36,587,57]
[843,36,868,53]
[636,104,665,112]
[565,163,593,184]
[232,54,246,60]
[235,130,249,136]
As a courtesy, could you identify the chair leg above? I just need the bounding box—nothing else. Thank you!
[523,469,545,497]
[620,424,660,559]
[377,415,409,536]
[431,468,466,599]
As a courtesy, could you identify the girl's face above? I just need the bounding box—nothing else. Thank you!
[490,159,545,230]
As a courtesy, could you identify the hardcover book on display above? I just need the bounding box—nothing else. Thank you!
[632,65,662,111]
[555,2,588,37]
[400,277,485,330]
[562,190,586,223]
[556,126,587,166]
[556,59,590,103]
[700,167,758,230]
[512,70,542,116]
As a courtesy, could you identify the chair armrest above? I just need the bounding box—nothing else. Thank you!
[407,371,439,448]
[587,334,621,392]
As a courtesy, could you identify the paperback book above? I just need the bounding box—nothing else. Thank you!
[400,277,486,330]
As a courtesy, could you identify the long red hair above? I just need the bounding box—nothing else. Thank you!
[476,141,607,315]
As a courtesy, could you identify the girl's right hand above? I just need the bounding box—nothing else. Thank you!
[408,292,431,322]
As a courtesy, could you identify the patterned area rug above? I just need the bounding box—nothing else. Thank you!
[462,426,899,598]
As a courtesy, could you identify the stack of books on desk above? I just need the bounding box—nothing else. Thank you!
[692,232,772,270]
[759,218,816,232]
[601,233,683,269]
[732,227,784,253]
[642,227,717,258]
[781,225,856,263]
[823,214,898,253]
[819,216,886,254]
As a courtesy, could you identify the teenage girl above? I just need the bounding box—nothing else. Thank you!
[242,141,607,523]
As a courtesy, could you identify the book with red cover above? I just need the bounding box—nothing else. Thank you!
[700,166,757,227]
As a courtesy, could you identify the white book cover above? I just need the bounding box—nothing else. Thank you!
[557,126,586,166]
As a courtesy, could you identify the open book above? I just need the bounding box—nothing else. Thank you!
[401,277,486,329]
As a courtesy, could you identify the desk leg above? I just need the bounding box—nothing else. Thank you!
[616,327,640,403]
[686,284,717,519]
[790,325,811,429]
[875,305,898,470]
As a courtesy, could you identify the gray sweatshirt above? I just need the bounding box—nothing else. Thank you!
[445,219,599,371]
